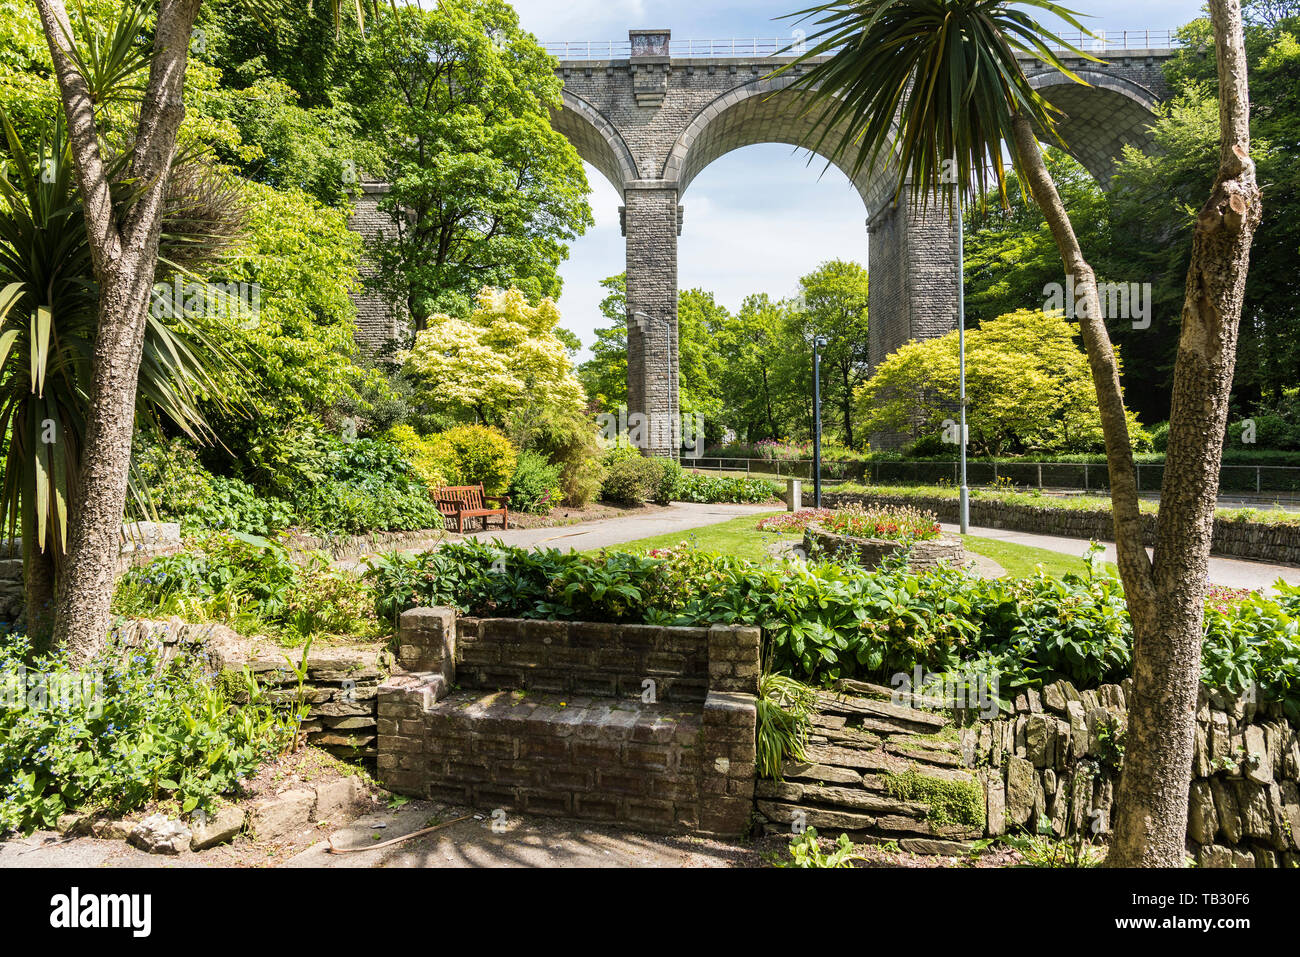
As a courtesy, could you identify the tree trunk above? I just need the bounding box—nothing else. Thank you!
[22,535,57,657]
[1108,0,1261,867]
[36,0,203,665]
[1010,113,1157,622]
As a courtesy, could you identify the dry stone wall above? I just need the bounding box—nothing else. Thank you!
[959,679,1300,867]
[822,490,1300,566]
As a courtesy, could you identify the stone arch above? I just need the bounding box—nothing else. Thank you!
[549,90,639,195]
[660,75,894,214]
[1026,69,1161,184]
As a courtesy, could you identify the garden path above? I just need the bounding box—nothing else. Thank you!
[946,523,1300,592]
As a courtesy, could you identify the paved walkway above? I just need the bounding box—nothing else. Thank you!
[947,523,1300,592]
[452,502,776,552]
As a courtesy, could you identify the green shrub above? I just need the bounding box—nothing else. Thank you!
[1149,421,1170,453]
[674,471,782,504]
[505,406,606,507]
[600,448,664,506]
[384,424,449,489]
[114,533,380,646]
[431,425,517,494]
[0,632,294,835]
[131,435,215,519]
[507,450,563,514]
[191,475,296,535]
[362,541,1300,721]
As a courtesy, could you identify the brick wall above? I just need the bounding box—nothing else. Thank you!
[378,608,759,836]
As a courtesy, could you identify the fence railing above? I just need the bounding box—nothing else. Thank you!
[543,31,1183,61]
[684,457,1300,499]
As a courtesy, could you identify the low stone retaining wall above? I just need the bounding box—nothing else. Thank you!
[821,490,1300,566]
[802,523,964,571]
[959,679,1300,867]
[118,618,386,760]
[282,527,447,562]
[0,522,183,623]
[378,608,759,836]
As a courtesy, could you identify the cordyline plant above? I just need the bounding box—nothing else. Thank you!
[0,105,241,649]
[25,0,372,663]
[778,0,1261,866]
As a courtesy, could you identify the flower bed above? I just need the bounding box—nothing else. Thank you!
[802,522,964,573]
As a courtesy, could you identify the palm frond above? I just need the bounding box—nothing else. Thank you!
[775,0,1101,209]
[0,108,246,559]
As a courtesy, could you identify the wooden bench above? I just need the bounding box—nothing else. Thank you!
[435,484,509,533]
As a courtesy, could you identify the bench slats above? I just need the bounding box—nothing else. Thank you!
[435,483,509,533]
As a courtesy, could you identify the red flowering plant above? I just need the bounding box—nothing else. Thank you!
[821,504,942,542]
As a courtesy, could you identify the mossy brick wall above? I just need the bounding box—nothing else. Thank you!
[822,490,1300,566]
[961,679,1300,868]
[378,609,759,836]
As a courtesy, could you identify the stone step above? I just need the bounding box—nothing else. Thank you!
[835,678,952,711]
[813,727,885,750]
[884,741,966,768]
[814,691,949,732]
[757,800,973,839]
[756,780,930,818]
[780,761,864,786]
[804,743,910,773]
[810,713,847,730]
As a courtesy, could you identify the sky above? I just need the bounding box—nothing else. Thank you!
[509,1,1209,359]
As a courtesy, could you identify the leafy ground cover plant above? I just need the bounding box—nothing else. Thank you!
[0,630,295,835]
[673,471,780,504]
[773,828,864,867]
[363,541,1300,719]
[114,533,379,647]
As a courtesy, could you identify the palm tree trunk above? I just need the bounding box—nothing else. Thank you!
[1107,0,1261,867]
[36,0,202,665]
[1010,113,1157,621]
[22,536,57,656]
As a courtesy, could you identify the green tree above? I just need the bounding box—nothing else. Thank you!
[855,310,1148,456]
[577,273,628,414]
[676,287,727,430]
[795,260,869,448]
[782,0,1262,866]
[712,293,792,442]
[0,112,239,645]
[403,288,586,427]
[352,0,593,326]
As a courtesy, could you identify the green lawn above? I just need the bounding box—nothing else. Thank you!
[597,511,1115,579]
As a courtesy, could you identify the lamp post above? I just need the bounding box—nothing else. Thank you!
[955,175,970,534]
[812,335,827,509]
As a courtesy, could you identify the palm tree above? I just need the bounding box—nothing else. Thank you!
[28,0,383,664]
[780,0,1260,866]
[0,111,241,649]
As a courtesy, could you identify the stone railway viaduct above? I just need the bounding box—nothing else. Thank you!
[350,29,1178,455]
